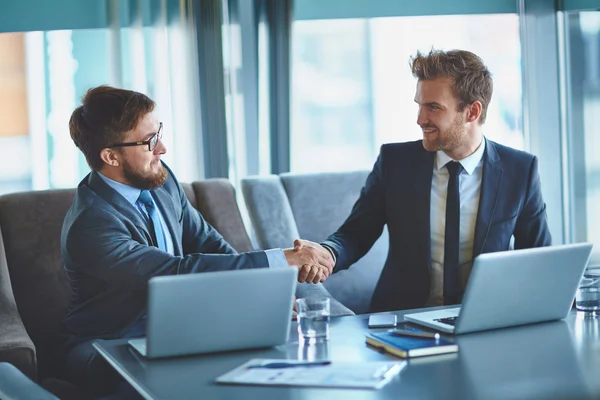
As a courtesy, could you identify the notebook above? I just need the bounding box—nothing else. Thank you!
[404,243,593,334]
[128,267,297,358]
[365,331,458,358]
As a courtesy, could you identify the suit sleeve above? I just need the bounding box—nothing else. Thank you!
[63,186,268,290]
[321,150,387,271]
[514,156,552,249]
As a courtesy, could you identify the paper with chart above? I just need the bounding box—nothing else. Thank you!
[216,358,406,390]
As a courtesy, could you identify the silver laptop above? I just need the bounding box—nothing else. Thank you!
[129,267,297,358]
[404,243,593,334]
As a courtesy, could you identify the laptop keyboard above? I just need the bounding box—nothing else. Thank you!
[434,316,458,326]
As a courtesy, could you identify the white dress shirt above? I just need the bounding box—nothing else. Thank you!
[425,137,486,306]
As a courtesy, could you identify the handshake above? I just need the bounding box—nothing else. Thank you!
[284,239,335,284]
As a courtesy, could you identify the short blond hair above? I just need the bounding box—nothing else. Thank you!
[410,49,493,124]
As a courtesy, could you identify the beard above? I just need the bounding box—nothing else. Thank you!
[422,113,466,153]
[122,159,168,190]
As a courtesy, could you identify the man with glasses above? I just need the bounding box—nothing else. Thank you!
[60,85,333,397]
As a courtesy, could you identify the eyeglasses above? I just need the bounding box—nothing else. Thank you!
[109,122,163,152]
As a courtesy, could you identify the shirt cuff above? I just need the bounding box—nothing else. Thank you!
[321,244,337,264]
[265,249,288,268]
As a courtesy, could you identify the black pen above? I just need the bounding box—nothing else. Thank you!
[389,329,441,340]
[247,361,331,369]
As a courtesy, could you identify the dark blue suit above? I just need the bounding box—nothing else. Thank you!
[322,139,552,313]
[61,164,267,348]
[61,164,269,395]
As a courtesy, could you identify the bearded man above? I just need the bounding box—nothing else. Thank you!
[60,86,333,397]
[295,49,552,313]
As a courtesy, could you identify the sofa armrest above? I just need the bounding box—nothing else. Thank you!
[0,300,36,381]
[0,362,57,400]
[241,176,301,249]
[0,225,37,380]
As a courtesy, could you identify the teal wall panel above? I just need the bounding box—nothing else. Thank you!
[562,0,600,11]
[294,0,518,20]
[0,0,109,33]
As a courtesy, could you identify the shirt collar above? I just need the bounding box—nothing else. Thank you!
[435,136,486,175]
[97,172,142,207]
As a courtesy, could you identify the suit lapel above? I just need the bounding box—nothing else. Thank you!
[87,172,153,243]
[414,148,434,269]
[473,140,503,258]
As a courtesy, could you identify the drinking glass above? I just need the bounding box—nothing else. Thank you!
[576,266,600,312]
[296,297,330,342]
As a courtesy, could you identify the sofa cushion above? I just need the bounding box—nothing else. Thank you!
[241,175,300,250]
[0,190,76,379]
[274,171,388,314]
[192,180,253,253]
[0,226,37,380]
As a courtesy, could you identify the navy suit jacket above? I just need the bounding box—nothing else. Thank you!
[61,164,267,348]
[322,139,552,313]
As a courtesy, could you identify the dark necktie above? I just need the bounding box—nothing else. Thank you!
[444,161,464,305]
[138,190,167,251]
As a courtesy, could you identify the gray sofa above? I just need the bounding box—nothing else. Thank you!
[241,170,388,314]
[0,179,258,399]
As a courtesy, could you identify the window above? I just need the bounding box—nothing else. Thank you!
[0,4,202,194]
[562,11,600,257]
[0,33,31,193]
[291,14,523,173]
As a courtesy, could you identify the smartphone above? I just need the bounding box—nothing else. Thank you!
[368,314,397,328]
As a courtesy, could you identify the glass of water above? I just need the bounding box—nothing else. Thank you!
[576,265,600,312]
[296,297,330,342]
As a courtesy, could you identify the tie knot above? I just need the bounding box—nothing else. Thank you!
[446,161,463,177]
[138,190,154,207]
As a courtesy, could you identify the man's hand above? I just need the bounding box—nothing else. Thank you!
[294,239,335,276]
[283,239,335,284]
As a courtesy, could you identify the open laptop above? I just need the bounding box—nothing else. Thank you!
[129,267,297,358]
[404,243,593,334]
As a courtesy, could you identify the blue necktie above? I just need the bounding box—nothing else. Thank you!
[138,190,167,251]
[444,161,464,305]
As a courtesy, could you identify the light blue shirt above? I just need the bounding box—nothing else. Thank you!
[265,248,287,268]
[98,172,175,255]
[97,172,286,267]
